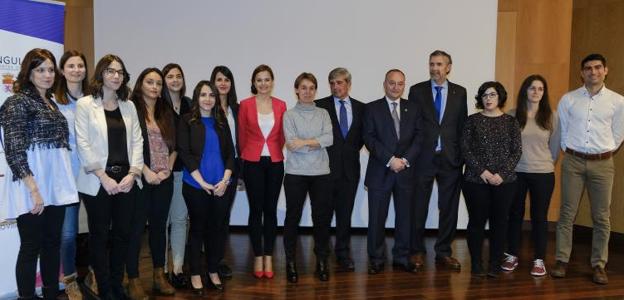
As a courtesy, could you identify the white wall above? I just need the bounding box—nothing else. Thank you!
[94,0,498,228]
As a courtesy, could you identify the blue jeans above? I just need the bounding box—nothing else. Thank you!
[60,203,79,276]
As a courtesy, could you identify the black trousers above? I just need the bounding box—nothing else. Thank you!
[183,183,229,274]
[243,157,284,256]
[411,155,462,258]
[283,174,332,261]
[507,172,554,259]
[329,173,359,260]
[126,176,174,278]
[81,180,137,297]
[16,205,65,299]
[367,180,414,265]
[462,180,516,269]
[218,158,239,263]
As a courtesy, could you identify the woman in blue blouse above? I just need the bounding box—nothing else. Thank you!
[177,80,234,294]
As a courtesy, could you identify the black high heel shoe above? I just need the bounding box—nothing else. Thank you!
[206,273,224,291]
[190,277,205,296]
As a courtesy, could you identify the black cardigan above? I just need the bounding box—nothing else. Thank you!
[177,113,235,174]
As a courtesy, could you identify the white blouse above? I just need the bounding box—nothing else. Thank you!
[257,112,274,157]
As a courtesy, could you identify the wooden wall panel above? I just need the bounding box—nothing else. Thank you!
[496,0,573,222]
[61,0,94,78]
[495,12,517,100]
[569,0,624,233]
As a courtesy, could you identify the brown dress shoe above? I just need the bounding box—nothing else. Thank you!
[592,266,608,285]
[550,260,567,278]
[63,275,83,300]
[409,254,425,269]
[153,267,176,295]
[436,256,461,270]
[126,278,148,300]
[83,270,98,296]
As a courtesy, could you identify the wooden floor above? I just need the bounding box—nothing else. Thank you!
[131,228,624,299]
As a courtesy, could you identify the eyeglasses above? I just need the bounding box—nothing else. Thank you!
[104,68,124,77]
[481,92,498,99]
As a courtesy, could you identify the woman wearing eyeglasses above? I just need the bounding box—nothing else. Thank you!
[460,81,521,278]
[75,54,143,300]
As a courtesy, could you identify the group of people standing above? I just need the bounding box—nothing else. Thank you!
[0,48,622,300]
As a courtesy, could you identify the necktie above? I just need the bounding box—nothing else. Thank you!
[391,102,400,138]
[339,100,348,138]
[434,86,442,122]
[434,86,443,151]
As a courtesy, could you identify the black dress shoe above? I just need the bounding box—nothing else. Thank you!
[487,265,502,278]
[368,262,384,275]
[167,272,189,289]
[471,263,487,278]
[286,261,298,283]
[316,260,330,281]
[111,284,128,300]
[393,261,419,273]
[337,257,355,272]
[217,262,233,280]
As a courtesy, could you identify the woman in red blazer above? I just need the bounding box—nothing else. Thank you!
[238,64,286,279]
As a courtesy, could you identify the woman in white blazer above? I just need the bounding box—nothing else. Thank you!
[75,54,143,300]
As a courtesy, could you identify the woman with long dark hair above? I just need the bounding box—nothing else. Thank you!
[238,65,287,279]
[54,50,89,300]
[178,80,234,294]
[75,54,143,300]
[209,65,239,279]
[461,81,521,278]
[0,48,79,300]
[503,75,560,276]
[126,68,177,299]
[161,63,192,287]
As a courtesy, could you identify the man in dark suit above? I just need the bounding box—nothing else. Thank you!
[407,50,467,270]
[363,69,422,274]
[315,68,365,271]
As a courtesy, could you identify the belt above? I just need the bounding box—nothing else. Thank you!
[565,148,612,161]
[105,165,130,174]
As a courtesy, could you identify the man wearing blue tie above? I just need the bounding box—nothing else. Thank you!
[363,69,422,274]
[407,50,468,270]
[315,68,365,271]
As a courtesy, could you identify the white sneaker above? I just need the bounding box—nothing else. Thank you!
[501,253,518,271]
[530,259,547,276]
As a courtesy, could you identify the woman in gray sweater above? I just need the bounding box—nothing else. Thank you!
[282,72,333,283]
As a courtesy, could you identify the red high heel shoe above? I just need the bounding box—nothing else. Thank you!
[264,271,274,279]
[253,271,264,279]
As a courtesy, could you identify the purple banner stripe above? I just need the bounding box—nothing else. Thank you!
[0,0,64,44]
